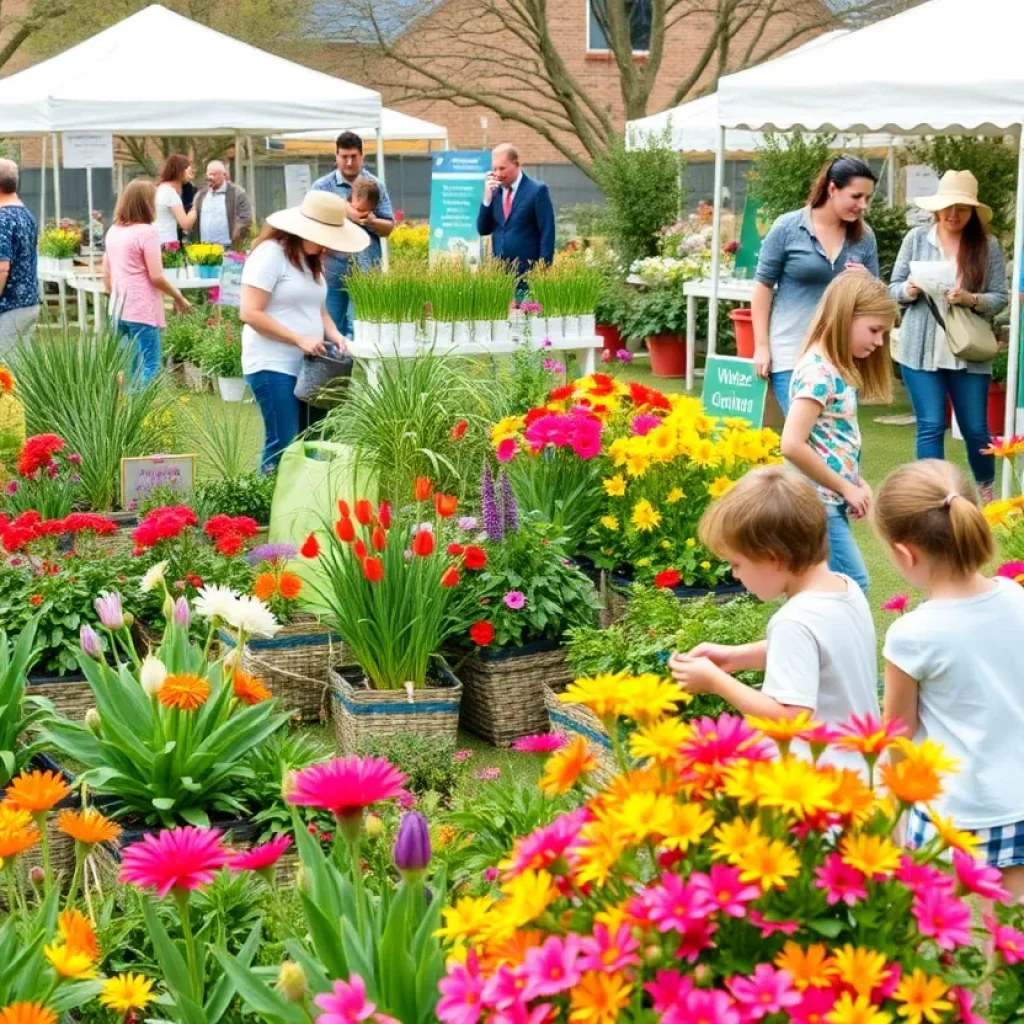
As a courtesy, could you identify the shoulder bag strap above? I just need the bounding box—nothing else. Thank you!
[921,291,947,332]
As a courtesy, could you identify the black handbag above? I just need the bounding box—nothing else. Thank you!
[293,344,353,409]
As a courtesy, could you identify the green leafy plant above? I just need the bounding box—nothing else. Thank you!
[163,308,211,364]
[992,345,1009,386]
[197,321,244,379]
[9,325,177,511]
[747,131,838,224]
[162,241,187,269]
[866,201,913,281]
[356,734,470,801]
[38,227,81,259]
[0,615,45,786]
[525,259,605,316]
[618,284,688,339]
[193,471,277,525]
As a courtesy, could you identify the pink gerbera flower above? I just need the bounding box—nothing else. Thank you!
[951,986,984,1024]
[833,713,907,757]
[677,714,773,788]
[952,849,1012,903]
[314,974,376,1024]
[728,965,800,1020]
[643,872,713,935]
[985,916,1024,965]
[520,935,581,1000]
[120,827,231,898]
[689,864,760,918]
[437,952,485,1024]
[645,971,694,1013]
[287,757,408,819]
[814,852,868,906]
[881,593,911,614]
[747,911,799,938]
[896,855,955,896]
[511,734,566,754]
[578,923,641,973]
[912,889,973,950]
[678,990,742,1024]
[996,560,1024,583]
[503,808,588,879]
[230,835,293,875]
[790,987,838,1024]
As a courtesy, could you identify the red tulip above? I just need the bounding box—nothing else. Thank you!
[469,621,495,646]
[354,499,374,526]
[447,543,465,556]
[411,530,435,557]
[414,476,433,501]
[300,533,320,559]
[378,501,392,529]
[338,499,351,519]
[335,517,355,543]
[371,527,387,552]
[434,493,458,518]
[450,419,468,440]
[441,565,460,588]
[353,539,368,560]
[464,546,487,570]
[654,569,681,589]
[363,557,384,582]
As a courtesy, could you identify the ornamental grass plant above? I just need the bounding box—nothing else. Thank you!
[525,259,604,316]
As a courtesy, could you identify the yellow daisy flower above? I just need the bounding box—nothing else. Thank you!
[631,499,661,532]
[602,474,627,497]
[666,487,685,504]
[599,515,619,531]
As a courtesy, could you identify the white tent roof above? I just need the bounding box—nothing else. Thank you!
[718,0,1024,134]
[277,109,448,144]
[0,4,381,135]
[626,31,897,153]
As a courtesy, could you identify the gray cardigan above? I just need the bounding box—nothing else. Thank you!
[888,225,1007,375]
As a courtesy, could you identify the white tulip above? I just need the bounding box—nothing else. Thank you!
[140,655,168,697]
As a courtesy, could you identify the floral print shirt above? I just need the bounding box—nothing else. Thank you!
[789,351,860,506]
[0,205,38,313]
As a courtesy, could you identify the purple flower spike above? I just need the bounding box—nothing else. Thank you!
[499,469,519,534]
[393,811,432,877]
[482,462,504,543]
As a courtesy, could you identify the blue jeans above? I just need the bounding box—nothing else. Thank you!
[117,320,161,385]
[826,504,869,594]
[326,286,354,338]
[245,370,326,471]
[900,366,994,485]
[771,370,793,417]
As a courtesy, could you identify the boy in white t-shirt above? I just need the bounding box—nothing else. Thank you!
[668,466,879,769]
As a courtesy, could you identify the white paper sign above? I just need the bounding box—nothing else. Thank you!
[217,258,244,308]
[284,164,312,207]
[905,164,940,227]
[62,132,114,169]
[909,259,955,297]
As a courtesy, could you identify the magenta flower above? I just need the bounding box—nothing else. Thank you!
[67,451,82,465]
[985,916,1024,965]
[814,852,867,906]
[881,593,911,614]
[520,934,581,1000]
[503,807,588,879]
[483,866,499,882]
[996,560,1024,582]
[679,990,742,1024]
[747,910,799,938]
[615,348,633,363]
[689,864,760,918]
[896,855,955,897]
[79,625,102,658]
[790,988,838,1024]
[397,791,416,810]
[645,970,694,1013]
[542,358,566,374]
[120,827,231,898]
[519,301,541,314]
[231,835,293,875]
[453,749,473,762]
[643,872,716,937]
[511,734,565,754]
[728,965,800,1020]
[912,888,973,950]
[601,349,612,363]
[631,413,661,436]
[94,591,125,630]
[438,954,484,1024]
[579,923,640,973]
[950,987,984,1024]
[286,756,408,819]
[474,767,501,782]
[4,480,17,495]
[953,849,1011,902]
[504,590,526,610]
[495,437,517,463]
[313,974,377,1024]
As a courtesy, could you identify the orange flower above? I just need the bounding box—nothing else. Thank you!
[253,573,277,601]
[540,736,598,796]
[277,571,302,600]
[59,909,99,959]
[233,670,272,705]
[0,1004,57,1024]
[5,770,70,813]
[414,476,433,501]
[0,367,13,393]
[0,824,39,860]
[434,493,458,518]
[57,808,121,846]
[158,673,211,711]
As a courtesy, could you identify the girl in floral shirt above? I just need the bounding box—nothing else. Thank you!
[780,274,897,593]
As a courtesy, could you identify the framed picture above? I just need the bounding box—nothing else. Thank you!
[120,454,197,510]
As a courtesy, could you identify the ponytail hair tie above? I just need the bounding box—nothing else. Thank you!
[942,493,958,508]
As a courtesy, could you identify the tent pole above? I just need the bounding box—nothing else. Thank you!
[1002,127,1024,498]
[86,166,95,275]
[376,125,389,272]
[40,135,47,229]
[234,135,243,187]
[708,125,725,363]
[51,133,61,222]
[886,144,895,209]
[247,137,256,222]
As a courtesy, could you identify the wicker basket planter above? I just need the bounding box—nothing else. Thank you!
[15,755,80,890]
[218,616,344,723]
[26,671,93,721]
[543,687,617,787]
[182,361,208,393]
[330,662,462,754]
[457,640,573,747]
[602,572,745,625]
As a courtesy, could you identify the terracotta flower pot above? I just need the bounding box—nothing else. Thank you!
[596,323,622,354]
[646,334,687,378]
[729,308,755,358]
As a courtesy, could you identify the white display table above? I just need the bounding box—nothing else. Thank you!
[683,277,756,393]
[67,273,217,335]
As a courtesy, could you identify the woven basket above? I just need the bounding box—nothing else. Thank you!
[330,664,462,754]
[602,573,746,625]
[15,756,81,891]
[218,616,344,723]
[544,686,618,787]
[458,641,573,747]
[25,673,93,721]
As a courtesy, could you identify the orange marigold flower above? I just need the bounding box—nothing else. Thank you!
[232,670,272,706]
[277,571,303,600]
[57,808,121,846]
[0,367,14,392]
[252,573,277,601]
[59,909,99,960]
[158,674,211,711]
[0,824,40,860]
[0,1004,57,1024]
[5,770,70,813]
[540,735,598,796]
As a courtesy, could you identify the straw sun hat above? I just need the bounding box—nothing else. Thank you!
[266,191,370,253]
[914,169,992,226]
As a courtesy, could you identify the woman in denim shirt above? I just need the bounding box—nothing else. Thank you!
[752,157,880,414]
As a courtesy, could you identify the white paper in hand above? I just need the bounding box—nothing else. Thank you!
[910,260,956,297]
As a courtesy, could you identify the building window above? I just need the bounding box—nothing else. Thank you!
[587,0,652,53]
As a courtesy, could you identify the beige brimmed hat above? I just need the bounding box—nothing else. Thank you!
[914,169,992,226]
[265,191,370,253]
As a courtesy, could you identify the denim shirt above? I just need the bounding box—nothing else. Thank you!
[755,208,880,372]
[309,169,394,288]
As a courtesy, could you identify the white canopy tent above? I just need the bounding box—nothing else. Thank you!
[276,109,449,147]
[708,0,1024,493]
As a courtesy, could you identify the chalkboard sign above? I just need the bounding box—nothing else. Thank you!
[702,355,767,427]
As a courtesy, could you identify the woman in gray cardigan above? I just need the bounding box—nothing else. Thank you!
[889,170,1007,501]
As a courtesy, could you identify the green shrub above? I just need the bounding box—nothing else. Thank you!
[193,471,276,524]
[747,132,837,224]
[357,733,470,801]
[866,202,913,281]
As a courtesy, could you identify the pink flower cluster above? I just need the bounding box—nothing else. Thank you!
[522,408,602,460]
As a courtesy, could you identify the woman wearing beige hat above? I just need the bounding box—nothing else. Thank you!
[889,170,1007,501]
[240,191,369,470]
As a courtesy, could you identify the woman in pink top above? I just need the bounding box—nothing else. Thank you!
[102,179,190,384]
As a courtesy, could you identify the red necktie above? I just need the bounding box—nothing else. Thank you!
[503,187,513,220]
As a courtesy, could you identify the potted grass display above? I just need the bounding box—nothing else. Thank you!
[472,260,518,346]
[426,261,474,347]
[347,265,428,349]
[312,480,480,752]
[526,259,604,341]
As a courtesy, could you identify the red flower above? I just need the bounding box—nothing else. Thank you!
[654,569,681,589]
[412,530,435,557]
[29,594,42,606]
[588,373,616,397]
[205,515,258,540]
[215,534,243,557]
[185,573,204,588]
[464,546,487,570]
[354,499,374,526]
[447,543,465,556]
[434,493,458,518]
[629,381,671,412]
[353,539,368,560]
[378,501,392,529]
[338,499,351,519]
[371,527,386,552]
[363,557,384,583]
[441,566,460,587]
[62,513,117,536]
[300,533,320,559]
[524,407,549,427]
[335,517,355,543]
[450,419,469,440]
[16,433,65,478]
[469,621,495,646]
[414,477,433,501]
[132,506,198,550]
[549,384,575,402]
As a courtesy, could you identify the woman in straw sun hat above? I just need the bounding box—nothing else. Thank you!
[240,190,369,470]
[889,169,1007,503]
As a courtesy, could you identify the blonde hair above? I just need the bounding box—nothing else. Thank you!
[115,179,156,226]
[699,465,828,572]
[873,459,993,577]
[799,274,896,403]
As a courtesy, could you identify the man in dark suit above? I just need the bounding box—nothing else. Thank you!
[476,144,555,279]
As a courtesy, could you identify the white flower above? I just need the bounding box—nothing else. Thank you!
[140,560,169,594]
[222,594,280,639]
[193,584,242,622]
[139,655,168,697]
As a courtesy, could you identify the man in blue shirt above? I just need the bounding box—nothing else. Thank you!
[310,131,395,337]
[0,159,38,356]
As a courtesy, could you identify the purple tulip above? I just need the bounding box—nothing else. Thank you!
[173,596,191,629]
[80,625,102,658]
[94,591,124,630]
[393,811,431,878]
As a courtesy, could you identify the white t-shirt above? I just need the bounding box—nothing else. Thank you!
[763,576,880,773]
[241,240,327,377]
[155,183,183,245]
[884,577,1024,829]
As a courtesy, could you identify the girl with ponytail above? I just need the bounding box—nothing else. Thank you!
[875,458,1024,894]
